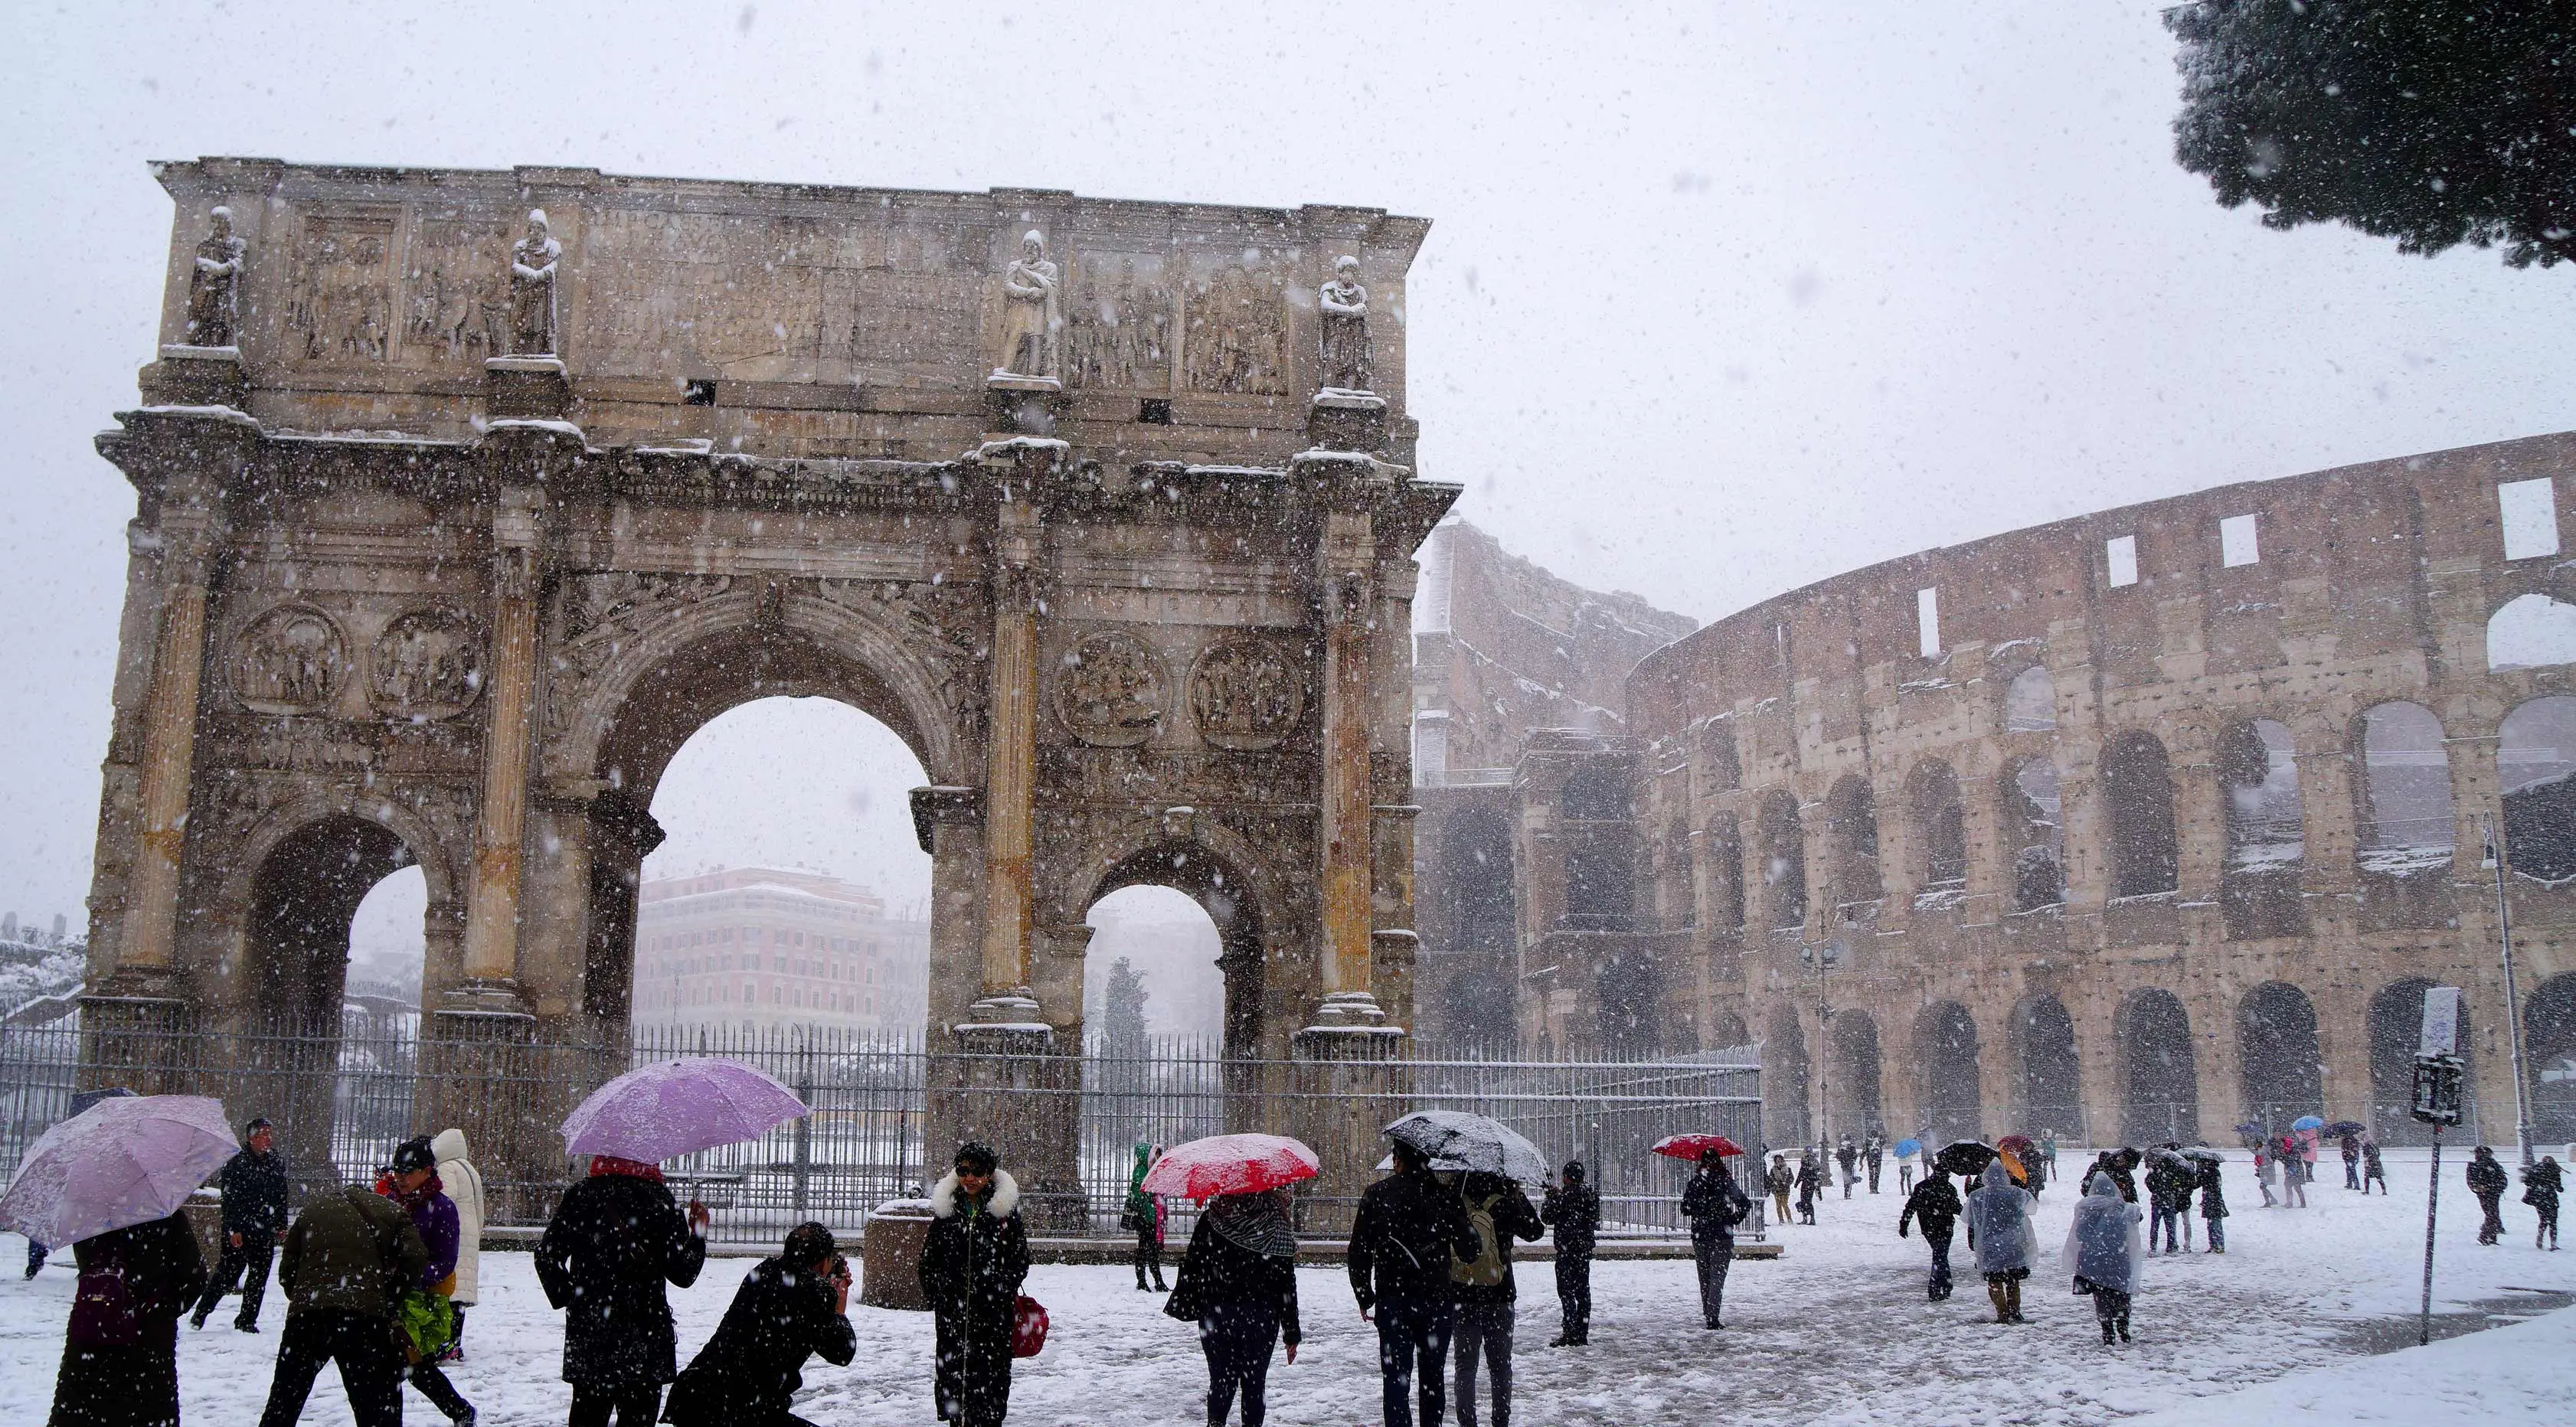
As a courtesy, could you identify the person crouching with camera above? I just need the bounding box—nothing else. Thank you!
[661,1222,857,1427]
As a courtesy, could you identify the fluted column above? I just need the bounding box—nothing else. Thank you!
[975,492,1044,1016]
[113,523,217,988]
[456,501,544,1011]
[1307,501,1391,1035]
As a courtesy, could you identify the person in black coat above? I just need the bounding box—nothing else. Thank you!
[1538,1161,1599,1347]
[917,1142,1031,1427]
[191,1116,289,1331]
[664,1223,857,1427]
[2466,1146,2510,1245]
[47,1210,208,1427]
[2196,1154,2229,1253]
[1898,1168,1961,1301]
[1450,1171,1542,1427]
[1679,1151,1751,1329]
[1348,1138,1479,1427]
[2522,1154,2563,1250]
[535,1155,709,1427]
[2080,1150,2140,1204]
[1169,1188,1301,1427]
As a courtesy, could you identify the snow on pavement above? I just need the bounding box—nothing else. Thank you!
[2,1150,2568,1425]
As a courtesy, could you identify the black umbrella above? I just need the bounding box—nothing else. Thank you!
[2324,1121,2367,1138]
[1934,1140,1996,1176]
[2178,1146,2225,1164]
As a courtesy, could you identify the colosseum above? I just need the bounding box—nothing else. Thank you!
[1415,430,2576,1152]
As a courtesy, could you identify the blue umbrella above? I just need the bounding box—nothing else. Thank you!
[1893,1138,1922,1158]
[2290,1115,2325,1131]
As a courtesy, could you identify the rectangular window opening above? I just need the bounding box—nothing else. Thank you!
[2220,513,2260,568]
[682,377,718,407]
[1137,397,1173,425]
[1916,586,1941,658]
[2499,477,2559,561]
[2106,534,2138,588]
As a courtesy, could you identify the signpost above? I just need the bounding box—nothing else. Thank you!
[2412,986,2467,1347]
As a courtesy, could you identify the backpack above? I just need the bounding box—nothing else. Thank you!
[1450,1192,1507,1288]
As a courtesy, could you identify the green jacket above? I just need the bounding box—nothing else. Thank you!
[278,1184,430,1321]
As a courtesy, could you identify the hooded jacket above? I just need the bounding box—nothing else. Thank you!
[1964,1162,2035,1275]
[535,1169,708,1387]
[917,1169,1031,1316]
[429,1127,483,1305]
[2063,1174,2145,1295]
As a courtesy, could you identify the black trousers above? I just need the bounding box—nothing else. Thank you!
[193,1233,276,1326]
[1198,1304,1280,1426]
[1692,1237,1734,1327]
[569,1382,664,1427]
[1135,1227,1166,1288]
[405,1357,473,1422]
[2476,1190,2506,1243]
[1926,1229,1954,1301]
[257,1309,403,1427]
[1554,1252,1592,1342]
[1372,1296,1455,1427]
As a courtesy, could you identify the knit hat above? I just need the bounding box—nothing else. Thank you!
[389,1135,437,1174]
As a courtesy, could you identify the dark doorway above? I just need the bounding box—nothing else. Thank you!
[2368,978,2473,1145]
[1915,1001,1981,1145]
[2014,996,2084,1139]
[1830,1009,1885,1137]
[2237,981,2323,1134]
[2122,988,2199,1144]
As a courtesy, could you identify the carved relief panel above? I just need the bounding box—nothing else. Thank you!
[1054,632,1168,747]
[1065,252,1174,391]
[1189,638,1306,750]
[399,210,514,367]
[1183,258,1290,397]
[285,214,397,364]
[369,608,485,720]
[229,604,348,715]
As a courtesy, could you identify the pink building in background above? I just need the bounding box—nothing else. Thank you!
[632,867,929,1034]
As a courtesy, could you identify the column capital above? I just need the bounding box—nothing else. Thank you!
[910,785,985,853]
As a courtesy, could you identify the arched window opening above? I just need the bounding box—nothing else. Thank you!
[2529,973,2576,1145]
[2219,719,2306,939]
[1594,945,1665,1057]
[1766,1002,1810,1146]
[1659,818,1693,928]
[2013,996,2083,1140]
[1758,791,1808,930]
[2005,665,2058,733]
[2121,988,2199,1145]
[2237,982,2323,1134]
[1822,774,1883,910]
[2102,731,2179,899]
[2358,703,2456,874]
[1915,1002,1982,1145]
[1706,814,1745,932]
[2370,979,2473,1145]
[1561,762,1636,925]
[2486,593,2576,671]
[2003,757,2065,912]
[2499,697,2576,883]
[1429,808,1516,1050]
[1910,760,1967,896]
[1829,1009,1885,1137]
[1083,885,1228,1164]
[345,865,428,1017]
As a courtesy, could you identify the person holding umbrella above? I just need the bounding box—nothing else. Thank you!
[2063,1174,2146,1345]
[1894,1138,1921,1196]
[1449,1167,1542,1427]
[1538,1161,1598,1347]
[2523,1154,2564,1251]
[537,1151,710,1427]
[190,1115,289,1333]
[1167,1184,1300,1427]
[1126,1141,1169,1292]
[2189,1148,2228,1253]
[1348,1135,1478,1427]
[662,1222,857,1427]
[1898,1166,1960,1301]
[2143,1148,2193,1255]
[1679,1148,1752,1329]
[1794,1148,1824,1224]
[920,1141,1031,1427]
[48,1207,207,1427]
[1964,1161,2037,1325]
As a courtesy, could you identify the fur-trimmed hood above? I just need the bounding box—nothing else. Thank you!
[929,1167,1020,1220]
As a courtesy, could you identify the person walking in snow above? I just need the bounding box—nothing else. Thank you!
[2195,1153,2228,1254]
[2042,1131,2060,1180]
[1539,1161,1599,1347]
[1348,1137,1479,1427]
[2145,1150,2195,1255]
[1836,1134,1860,1199]
[1450,1170,1542,1427]
[2064,1175,2146,1346]
[2522,1154,2562,1251]
[2361,1136,2388,1195]
[662,1223,856,1427]
[2277,1135,2309,1208]
[2466,1146,2509,1245]
[1865,1135,1885,1194]
[919,1142,1030,1427]
[1795,1148,1824,1224]
[1680,1150,1753,1330]
[258,1174,430,1427]
[381,1136,474,1425]
[536,1153,710,1427]
[191,1115,289,1333]
[1964,1161,2037,1324]
[1172,1188,1301,1427]
[48,1207,206,1427]
[1896,1141,1918,1196]
[1125,1141,1169,1292]
[429,1128,482,1360]
[1764,1153,1794,1223]
[2339,1131,2362,1190]
[1898,1167,1961,1301]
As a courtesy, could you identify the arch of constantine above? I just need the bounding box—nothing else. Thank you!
[77,158,1452,1218]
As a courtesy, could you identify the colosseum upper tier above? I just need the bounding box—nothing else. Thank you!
[1600,430,2576,1150]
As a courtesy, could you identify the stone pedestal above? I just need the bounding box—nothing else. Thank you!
[485,355,572,420]
[946,1000,1084,1232]
[421,1001,546,1220]
[985,374,1068,437]
[860,1201,934,1309]
[1292,1007,1407,1238]
[1307,388,1388,454]
[142,345,248,409]
[75,987,195,1096]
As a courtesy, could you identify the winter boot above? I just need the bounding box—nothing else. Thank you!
[2117,1316,2131,1344]
[2100,1321,2114,1345]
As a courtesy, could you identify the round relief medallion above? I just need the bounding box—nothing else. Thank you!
[1054,631,1168,747]
[1189,638,1305,751]
[229,603,346,716]
[370,607,485,720]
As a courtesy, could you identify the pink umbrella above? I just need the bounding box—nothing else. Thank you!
[562,1057,809,1162]
[1141,1133,1319,1201]
[0,1095,237,1247]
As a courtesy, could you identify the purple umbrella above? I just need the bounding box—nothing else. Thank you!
[561,1057,809,1162]
[0,1095,237,1247]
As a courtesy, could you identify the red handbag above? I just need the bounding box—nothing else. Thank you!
[1011,1294,1049,1357]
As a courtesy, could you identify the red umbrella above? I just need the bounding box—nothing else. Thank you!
[1997,1134,2036,1156]
[1141,1133,1319,1200]
[1651,1134,1745,1160]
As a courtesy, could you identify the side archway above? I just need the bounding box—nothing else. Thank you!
[2369,978,2471,1145]
[2529,972,2576,1144]
[2237,981,2323,1133]
[1914,1001,1982,1145]
[2010,995,2083,1139]
[2121,988,2199,1145]
[1829,1008,1884,1137]
[1765,1001,1810,1147]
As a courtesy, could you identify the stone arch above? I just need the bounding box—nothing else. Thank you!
[2004,665,2058,732]
[2101,730,2179,899]
[2499,697,2576,883]
[1561,762,1636,923]
[2355,702,2456,866]
[2002,756,2065,911]
[2369,978,2471,1145]
[1822,774,1882,910]
[2121,988,2199,1145]
[1075,832,1277,1060]
[1428,804,1515,1048]
[1765,1001,1810,1146]
[2218,718,2307,939]
[2486,592,2576,671]
[1705,812,1745,931]
[1757,789,1808,930]
[1829,1008,1885,1137]
[209,791,464,1020]
[2528,972,2576,1144]
[1914,1000,1981,1144]
[1908,759,1968,890]
[2237,981,2323,1133]
[2010,994,2083,1138]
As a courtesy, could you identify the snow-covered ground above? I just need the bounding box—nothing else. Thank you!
[2,1149,2568,1425]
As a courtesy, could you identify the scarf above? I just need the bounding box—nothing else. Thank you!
[1203,1190,1297,1258]
[589,1154,663,1182]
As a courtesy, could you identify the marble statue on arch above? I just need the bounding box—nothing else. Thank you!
[1318,254,1372,393]
[508,208,561,358]
[995,229,1063,383]
[185,207,247,348]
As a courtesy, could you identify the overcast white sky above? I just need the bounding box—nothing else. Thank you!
[4,2,2570,934]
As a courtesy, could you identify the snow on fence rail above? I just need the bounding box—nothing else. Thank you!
[0,1020,1761,1245]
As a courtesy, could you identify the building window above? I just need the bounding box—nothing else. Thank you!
[2220,514,2260,568]
[2500,478,2559,560]
[2106,535,2138,588]
[1916,587,1940,658]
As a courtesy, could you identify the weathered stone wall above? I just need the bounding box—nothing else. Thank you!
[1620,431,2576,1148]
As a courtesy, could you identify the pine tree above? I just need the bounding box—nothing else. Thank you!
[1101,955,1151,1058]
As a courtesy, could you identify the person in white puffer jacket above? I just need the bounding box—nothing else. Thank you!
[430,1127,485,1358]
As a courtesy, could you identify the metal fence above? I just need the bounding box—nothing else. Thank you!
[0,1016,1761,1246]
